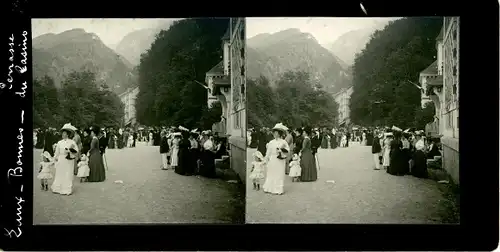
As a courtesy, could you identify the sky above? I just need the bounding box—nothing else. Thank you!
[246,17,399,45]
[31,18,178,47]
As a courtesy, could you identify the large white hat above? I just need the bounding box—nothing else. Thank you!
[42,151,53,162]
[391,126,402,132]
[253,151,264,161]
[61,123,77,132]
[178,125,189,132]
[384,132,394,137]
[191,128,199,133]
[173,132,182,136]
[272,123,288,132]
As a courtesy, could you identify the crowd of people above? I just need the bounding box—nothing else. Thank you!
[157,126,229,177]
[36,123,106,195]
[34,123,229,196]
[248,123,442,195]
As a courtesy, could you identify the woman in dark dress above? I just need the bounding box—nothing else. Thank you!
[257,129,267,155]
[250,130,259,148]
[300,127,318,182]
[43,129,56,156]
[387,131,405,176]
[411,132,428,178]
[175,131,193,175]
[199,132,216,178]
[87,126,106,182]
[320,130,329,149]
[293,128,304,154]
[214,137,227,159]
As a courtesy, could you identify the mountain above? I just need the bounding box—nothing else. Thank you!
[247,28,351,94]
[32,28,136,94]
[115,20,177,66]
[326,20,394,66]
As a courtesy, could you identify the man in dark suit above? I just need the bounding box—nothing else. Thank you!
[372,131,382,170]
[311,129,321,156]
[98,129,109,155]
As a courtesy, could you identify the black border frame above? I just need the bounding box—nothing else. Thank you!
[1,0,499,250]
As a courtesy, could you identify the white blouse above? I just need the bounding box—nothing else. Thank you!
[415,139,426,151]
[203,139,214,151]
[54,139,79,158]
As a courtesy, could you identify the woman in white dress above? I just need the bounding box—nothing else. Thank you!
[361,131,367,146]
[170,132,181,169]
[382,132,393,169]
[148,131,154,146]
[51,123,79,196]
[262,123,290,195]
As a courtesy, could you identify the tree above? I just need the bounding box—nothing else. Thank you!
[414,102,436,130]
[136,18,229,129]
[199,101,223,130]
[248,71,338,129]
[350,17,443,128]
[34,71,125,129]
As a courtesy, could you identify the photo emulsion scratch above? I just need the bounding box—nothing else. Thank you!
[245,17,460,224]
[32,18,245,224]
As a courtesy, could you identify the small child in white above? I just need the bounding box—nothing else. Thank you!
[77,154,90,182]
[289,154,302,182]
[38,151,54,191]
[249,151,265,191]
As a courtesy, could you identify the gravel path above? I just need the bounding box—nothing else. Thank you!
[246,142,458,224]
[33,142,245,224]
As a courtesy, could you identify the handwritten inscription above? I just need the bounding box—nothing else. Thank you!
[4,110,25,238]
[1,31,28,98]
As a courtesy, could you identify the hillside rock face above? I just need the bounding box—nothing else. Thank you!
[32,28,136,94]
[326,20,393,66]
[247,28,351,94]
[114,20,177,66]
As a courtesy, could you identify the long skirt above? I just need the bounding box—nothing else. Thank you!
[87,153,106,182]
[411,150,428,178]
[382,148,391,167]
[51,156,75,195]
[387,150,405,176]
[263,156,286,194]
[300,151,317,182]
[161,153,169,169]
[175,148,193,176]
[373,153,381,169]
[199,150,216,178]
[171,148,179,166]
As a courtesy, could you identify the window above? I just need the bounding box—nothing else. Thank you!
[234,111,241,129]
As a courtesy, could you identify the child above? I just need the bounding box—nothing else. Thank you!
[249,151,265,191]
[77,154,90,182]
[289,154,301,182]
[38,151,54,191]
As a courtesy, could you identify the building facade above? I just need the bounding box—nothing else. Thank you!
[205,18,246,183]
[419,17,459,185]
[334,86,353,126]
[118,86,139,126]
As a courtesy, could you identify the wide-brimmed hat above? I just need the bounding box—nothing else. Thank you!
[272,123,288,132]
[178,125,189,132]
[253,151,264,161]
[42,151,53,161]
[391,126,402,132]
[384,132,394,137]
[173,132,182,137]
[61,123,77,133]
[191,128,199,133]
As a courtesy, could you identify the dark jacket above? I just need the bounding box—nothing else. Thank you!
[160,136,170,154]
[372,136,382,154]
[311,135,321,155]
[294,135,303,154]
[99,135,109,154]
